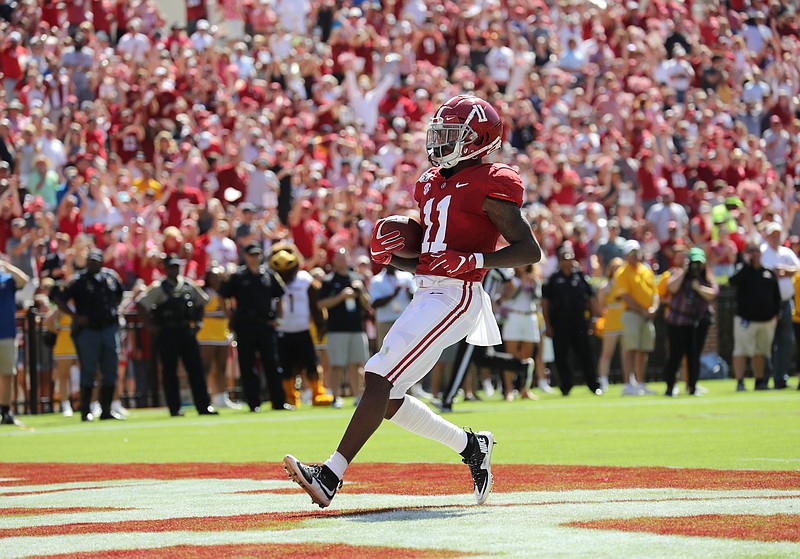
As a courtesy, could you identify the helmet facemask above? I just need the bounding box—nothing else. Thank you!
[426,118,478,169]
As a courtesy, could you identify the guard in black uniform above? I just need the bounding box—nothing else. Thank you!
[137,255,217,417]
[220,242,289,412]
[541,245,601,396]
[54,249,124,421]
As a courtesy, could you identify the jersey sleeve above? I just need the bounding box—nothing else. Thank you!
[485,164,524,207]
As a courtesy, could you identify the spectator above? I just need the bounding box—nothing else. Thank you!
[662,248,719,397]
[27,156,60,211]
[6,217,41,306]
[616,240,659,396]
[318,248,371,408]
[597,257,625,394]
[760,222,800,390]
[498,265,545,399]
[729,243,781,391]
[0,260,28,426]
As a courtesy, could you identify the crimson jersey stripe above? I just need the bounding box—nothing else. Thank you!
[386,283,473,384]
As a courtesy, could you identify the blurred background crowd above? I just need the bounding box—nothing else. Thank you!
[1,0,799,412]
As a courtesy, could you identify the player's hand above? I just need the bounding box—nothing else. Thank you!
[426,250,479,277]
[369,218,403,264]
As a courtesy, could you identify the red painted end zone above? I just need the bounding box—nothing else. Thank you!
[568,514,800,543]
[24,543,469,559]
[2,463,800,493]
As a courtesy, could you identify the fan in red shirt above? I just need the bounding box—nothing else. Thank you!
[548,155,579,207]
[110,108,144,164]
[162,175,204,229]
[1,32,27,85]
[82,117,107,161]
[214,156,247,205]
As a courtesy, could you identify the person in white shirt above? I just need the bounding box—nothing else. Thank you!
[760,222,800,389]
[645,187,689,242]
[36,124,67,173]
[485,36,514,91]
[368,265,415,346]
[117,19,151,63]
[275,0,311,34]
[343,56,395,135]
[190,19,215,53]
[243,156,279,210]
[206,220,239,268]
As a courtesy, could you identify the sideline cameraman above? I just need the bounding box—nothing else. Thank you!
[661,248,719,396]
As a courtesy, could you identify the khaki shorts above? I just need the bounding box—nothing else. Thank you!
[0,338,17,375]
[621,310,655,352]
[733,316,777,357]
[327,332,369,367]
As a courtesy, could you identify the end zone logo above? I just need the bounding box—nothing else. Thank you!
[1,463,799,559]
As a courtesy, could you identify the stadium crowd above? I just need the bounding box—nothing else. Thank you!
[1,0,800,420]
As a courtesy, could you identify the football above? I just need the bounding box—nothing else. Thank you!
[376,215,423,259]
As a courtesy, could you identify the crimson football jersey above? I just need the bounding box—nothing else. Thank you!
[414,163,524,282]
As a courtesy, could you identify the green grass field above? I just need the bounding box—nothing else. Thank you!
[3,378,798,469]
[3,378,800,559]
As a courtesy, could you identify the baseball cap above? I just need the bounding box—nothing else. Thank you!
[87,249,104,262]
[164,254,184,267]
[765,222,783,235]
[558,247,575,260]
[623,239,642,255]
[688,247,706,264]
[244,242,263,255]
[240,202,256,213]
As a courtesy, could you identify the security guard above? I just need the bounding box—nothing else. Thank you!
[54,249,125,422]
[541,245,602,396]
[220,241,289,412]
[137,255,217,417]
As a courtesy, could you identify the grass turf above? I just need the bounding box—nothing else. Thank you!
[1,379,798,470]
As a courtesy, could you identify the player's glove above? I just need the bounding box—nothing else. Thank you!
[426,250,482,277]
[369,219,404,265]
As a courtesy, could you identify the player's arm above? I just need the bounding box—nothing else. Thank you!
[481,198,542,268]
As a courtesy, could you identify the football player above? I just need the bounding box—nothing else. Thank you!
[284,94,542,508]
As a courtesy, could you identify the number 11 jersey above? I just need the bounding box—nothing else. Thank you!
[414,162,525,282]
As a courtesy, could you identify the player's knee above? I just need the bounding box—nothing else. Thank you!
[384,396,405,420]
[364,371,392,394]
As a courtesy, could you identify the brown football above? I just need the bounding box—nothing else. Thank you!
[375,215,423,259]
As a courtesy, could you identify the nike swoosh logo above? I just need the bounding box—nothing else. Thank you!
[455,182,469,188]
[375,223,401,240]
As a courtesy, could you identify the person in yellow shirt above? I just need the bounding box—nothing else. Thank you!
[131,163,163,199]
[197,266,241,409]
[44,304,79,417]
[614,240,659,395]
[597,257,624,394]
